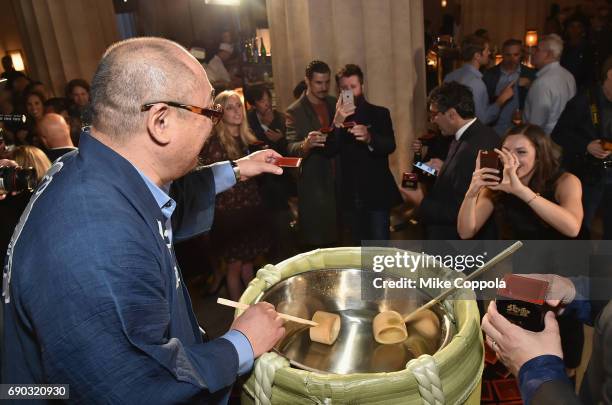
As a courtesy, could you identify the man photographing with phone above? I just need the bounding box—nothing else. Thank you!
[328,64,401,243]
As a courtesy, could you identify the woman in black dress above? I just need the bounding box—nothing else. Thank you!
[458,123,585,377]
[458,124,583,239]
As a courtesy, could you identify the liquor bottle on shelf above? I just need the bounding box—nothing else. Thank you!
[252,37,259,64]
[259,37,267,63]
[245,38,254,63]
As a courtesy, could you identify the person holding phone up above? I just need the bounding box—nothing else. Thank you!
[457,123,583,240]
[327,64,402,243]
[401,81,500,240]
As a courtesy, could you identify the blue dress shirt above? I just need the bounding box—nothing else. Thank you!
[445,64,501,125]
[134,165,254,376]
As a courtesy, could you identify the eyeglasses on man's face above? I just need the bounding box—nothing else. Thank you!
[140,101,224,125]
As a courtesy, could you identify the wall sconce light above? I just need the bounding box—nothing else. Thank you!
[426,50,438,69]
[525,30,538,48]
[8,50,25,72]
[441,0,448,7]
[204,0,240,5]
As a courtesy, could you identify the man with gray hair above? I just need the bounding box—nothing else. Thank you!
[523,33,577,134]
[2,37,286,403]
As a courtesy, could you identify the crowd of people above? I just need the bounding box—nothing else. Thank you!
[0,6,611,403]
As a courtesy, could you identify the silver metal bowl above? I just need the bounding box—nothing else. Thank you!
[260,268,456,374]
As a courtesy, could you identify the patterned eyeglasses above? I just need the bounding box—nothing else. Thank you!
[140,101,224,125]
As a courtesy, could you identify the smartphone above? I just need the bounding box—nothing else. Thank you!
[341,89,354,107]
[479,150,502,171]
[413,161,437,177]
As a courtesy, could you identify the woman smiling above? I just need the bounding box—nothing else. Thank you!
[457,124,583,239]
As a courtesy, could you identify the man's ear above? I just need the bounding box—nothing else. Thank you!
[145,104,172,145]
[446,108,457,120]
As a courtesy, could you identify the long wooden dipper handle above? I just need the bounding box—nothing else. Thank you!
[403,241,523,323]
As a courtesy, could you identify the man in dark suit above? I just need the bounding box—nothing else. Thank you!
[330,64,402,243]
[401,81,500,239]
[286,60,349,248]
[552,56,612,239]
[483,38,537,136]
[2,37,285,403]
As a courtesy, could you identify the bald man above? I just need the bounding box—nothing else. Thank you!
[2,38,286,403]
[37,113,77,162]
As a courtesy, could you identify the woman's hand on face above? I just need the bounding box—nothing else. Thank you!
[488,148,528,196]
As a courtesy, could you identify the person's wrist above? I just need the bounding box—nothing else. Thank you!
[515,185,533,201]
[229,160,241,182]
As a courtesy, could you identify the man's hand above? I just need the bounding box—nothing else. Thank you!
[411,139,423,153]
[482,301,563,376]
[349,124,371,144]
[587,140,611,159]
[333,98,355,127]
[425,158,444,172]
[265,128,284,143]
[236,149,283,180]
[399,181,425,207]
[515,274,576,310]
[301,131,327,154]
[230,302,285,358]
[496,81,515,106]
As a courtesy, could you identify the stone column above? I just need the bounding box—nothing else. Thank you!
[266,0,427,179]
[10,0,119,97]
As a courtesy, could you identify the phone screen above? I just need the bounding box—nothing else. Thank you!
[414,161,437,176]
[341,89,354,107]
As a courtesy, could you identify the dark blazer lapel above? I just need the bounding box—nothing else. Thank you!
[299,94,321,129]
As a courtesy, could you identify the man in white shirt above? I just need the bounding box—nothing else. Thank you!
[204,43,233,86]
[524,34,577,134]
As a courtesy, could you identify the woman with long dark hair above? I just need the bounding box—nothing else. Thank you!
[458,123,583,239]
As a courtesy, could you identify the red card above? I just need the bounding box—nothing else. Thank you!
[274,157,302,168]
[343,121,357,128]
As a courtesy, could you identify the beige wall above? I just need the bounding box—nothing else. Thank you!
[266,0,427,181]
[135,0,266,50]
[7,0,119,97]
[460,0,551,49]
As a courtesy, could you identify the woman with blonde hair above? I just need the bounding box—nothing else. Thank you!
[12,145,52,182]
[1,146,51,257]
[199,90,270,300]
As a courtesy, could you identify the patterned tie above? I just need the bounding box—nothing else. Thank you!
[439,138,460,176]
[446,138,460,162]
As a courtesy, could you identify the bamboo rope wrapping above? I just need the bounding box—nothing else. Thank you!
[240,247,484,405]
